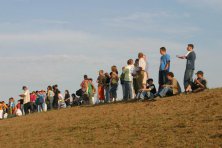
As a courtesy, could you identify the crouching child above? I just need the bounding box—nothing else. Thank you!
[136,78,157,100]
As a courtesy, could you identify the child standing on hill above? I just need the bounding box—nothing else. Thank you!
[110,66,119,102]
[8,98,16,115]
[104,73,111,103]
[97,70,106,103]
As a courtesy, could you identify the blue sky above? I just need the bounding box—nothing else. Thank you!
[0,0,221,101]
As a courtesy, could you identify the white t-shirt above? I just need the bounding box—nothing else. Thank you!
[23,90,30,104]
[16,109,22,116]
[123,65,134,82]
[139,58,146,71]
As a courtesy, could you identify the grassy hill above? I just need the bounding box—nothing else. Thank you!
[0,88,222,148]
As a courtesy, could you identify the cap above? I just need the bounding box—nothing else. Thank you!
[196,71,204,75]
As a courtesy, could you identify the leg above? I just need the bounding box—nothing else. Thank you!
[159,87,171,97]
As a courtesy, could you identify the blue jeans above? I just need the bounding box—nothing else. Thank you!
[124,81,133,100]
[137,91,154,100]
[38,103,44,112]
[110,84,118,99]
[105,86,110,103]
[184,69,194,89]
[159,87,173,97]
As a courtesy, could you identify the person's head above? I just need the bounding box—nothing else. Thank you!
[84,75,88,80]
[138,52,144,59]
[196,71,204,79]
[187,44,194,51]
[72,93,76,98]
[88,78,93,83]
[134,59,139,66]
[160,47,167,55]
[167,72,175,81]
[127,59,134,65]
[105,72,109,78]
[147,78,154,85]
[58,90,61,94]
[53,85,58,90]
[99,70,104,76]
[22,86,27,91]
[47,86,52,91]
[65,90,69,94]
[111,65,118,73]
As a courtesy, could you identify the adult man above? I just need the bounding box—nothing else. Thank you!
[123,59,134,100]
[159,47,170,92]
[177,44,196,92]
[137,52,147,90]
[19,86,31,115]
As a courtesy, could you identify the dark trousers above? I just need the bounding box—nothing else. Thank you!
[159,70,168,91]
[24,102,31,115]
[184,69,194,89]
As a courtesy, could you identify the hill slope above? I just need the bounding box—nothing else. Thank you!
[0,88,222,148]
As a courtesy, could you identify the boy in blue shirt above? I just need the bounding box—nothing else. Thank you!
[159,47,170,92]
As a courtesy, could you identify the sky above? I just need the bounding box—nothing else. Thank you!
[0,0,221,101]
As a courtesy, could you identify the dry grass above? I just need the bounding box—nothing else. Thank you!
[0,88,222,148]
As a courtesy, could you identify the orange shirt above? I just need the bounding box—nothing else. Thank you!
[0,103,8,110]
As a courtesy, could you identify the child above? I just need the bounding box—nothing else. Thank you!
[136,78,157,100]
[159,47,170,92]
[158,72,181,98]
[177,44,196,93]
[0,101,8,119]
[97,70,106,103]
[104,73,111,103]
[58,91,66,109]
[189,71,207,93]
[88,78,96,105]
[8,98,16,115]
[110,66,119,102]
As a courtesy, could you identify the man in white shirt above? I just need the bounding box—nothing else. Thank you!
[19,86,31,115]
[137,53,148,90]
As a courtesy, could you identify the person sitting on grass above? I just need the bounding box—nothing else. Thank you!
[158,72,181,98]
[186,71,207,93]
[136,78,157,100]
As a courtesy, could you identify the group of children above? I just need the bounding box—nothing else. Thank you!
[0,44,208,119]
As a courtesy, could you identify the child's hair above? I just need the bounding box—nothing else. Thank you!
[127,59,133,65]
[147,78,154,83]
[160,47,166,52]
[105,73,109,77]
[138,52,144,58]
[111,66,118,73]
[188,44,194,49]
[99,70,104,74]
[167,72,174,77]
